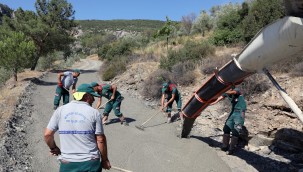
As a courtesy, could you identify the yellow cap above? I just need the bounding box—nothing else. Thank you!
[73,92,86,101]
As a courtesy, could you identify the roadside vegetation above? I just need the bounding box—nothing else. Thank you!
[0,0,302,97]
[75,0,303,100]
[0,0,80,86]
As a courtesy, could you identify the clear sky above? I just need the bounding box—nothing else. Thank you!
[0,0,244,21]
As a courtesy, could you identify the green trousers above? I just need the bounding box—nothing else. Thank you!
[223,111,244,137]
[103,96,123,117]
[166,95,182,113]
[54,86,70,106]
[59,159,102,172]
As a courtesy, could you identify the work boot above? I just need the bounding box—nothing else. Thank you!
[226,136,238,155]
[167,117,172,123]
[102,116,109,125]
[167,113,172,123]
[53,105,58,110]
[221,134,230,152]
[119,116,129,126]
[179,112,184,122]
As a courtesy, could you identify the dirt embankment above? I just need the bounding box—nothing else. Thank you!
[0,71,46,171]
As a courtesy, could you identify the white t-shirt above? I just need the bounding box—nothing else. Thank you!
[47,100,104,162]
[61,71,78,90]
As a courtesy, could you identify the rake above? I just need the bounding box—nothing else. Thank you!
[135,110,163,131]
[98,99,112,109]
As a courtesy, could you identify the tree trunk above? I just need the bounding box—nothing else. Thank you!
[14,70,17,81]
[30,54,40,71]
[166,36,169,51]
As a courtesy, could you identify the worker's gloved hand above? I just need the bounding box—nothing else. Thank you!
[58,82,63,87]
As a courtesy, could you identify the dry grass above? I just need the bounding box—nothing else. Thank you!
[136,35,205,62]
[198,46,242,75]
[87,54,99,60]
[291,61,303,77]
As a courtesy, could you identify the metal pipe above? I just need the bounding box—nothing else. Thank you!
[263,68,303,124]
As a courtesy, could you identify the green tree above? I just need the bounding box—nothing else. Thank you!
[0,3,13,24]
[3,0,77,70]
[210,3,245,45]
[242,0,285,43]
[155,16,175,50]
[0,31,36,81]
[191,10,213,37]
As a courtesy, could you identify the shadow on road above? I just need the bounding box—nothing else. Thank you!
[28,78,57,86]
[191,135,296,172]
[106,117,136,125]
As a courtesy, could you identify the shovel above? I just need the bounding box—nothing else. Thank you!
[135,110,163,131]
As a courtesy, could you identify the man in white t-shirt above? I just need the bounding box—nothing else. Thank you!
[53,69,81,110]
[45,83,111,171]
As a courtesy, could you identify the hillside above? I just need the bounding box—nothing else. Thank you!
[77,19,168,32]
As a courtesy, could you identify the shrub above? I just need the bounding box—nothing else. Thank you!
[175,72,196,86]
[159,50,183,71]
[0,67,12,87]
[200,55,232,75]
[160,40,215,70]
[98,44,111,60]
[183,40,215,61]
[101,57,127,81]
[140,69,173,99]
[36,54,56,71]
[210,28,243,46]
[291,62,303,77]
[101,38,138,61]
[52,53,81,70]
[269,56,303,74]
[172,61,196,86]
[240,73,271,100]
[101,65,116,81]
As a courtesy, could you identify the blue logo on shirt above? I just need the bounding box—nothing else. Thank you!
[64,112,87,124]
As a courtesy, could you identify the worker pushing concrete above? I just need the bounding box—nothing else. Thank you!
[91,82,129,126]
[161,82,183,123]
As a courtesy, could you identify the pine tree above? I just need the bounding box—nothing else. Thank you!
[2,0,77,70]
[0,31,36,81]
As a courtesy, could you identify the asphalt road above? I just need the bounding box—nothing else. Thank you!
[27,59,231,172]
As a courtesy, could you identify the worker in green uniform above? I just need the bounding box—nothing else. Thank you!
[161,82,182,123]
[91,82,128,126]
[53,69,81,110]
[211,86,247,155]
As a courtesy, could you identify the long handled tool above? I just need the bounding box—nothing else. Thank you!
[135,110,163,131]
[98,99,112,109]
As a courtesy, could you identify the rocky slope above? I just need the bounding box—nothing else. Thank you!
[111,51,303,171]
